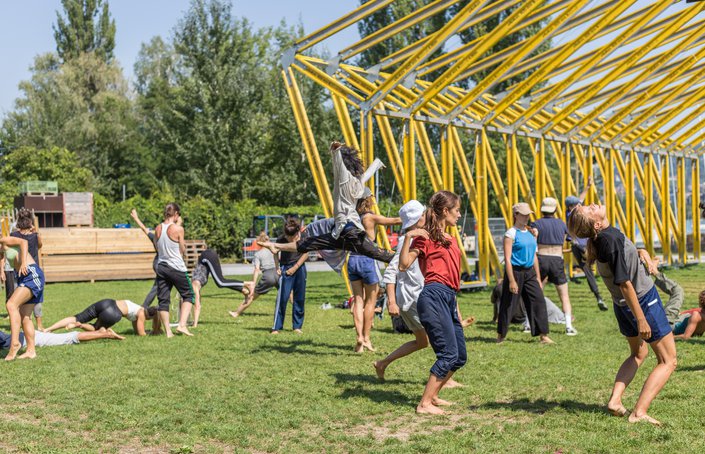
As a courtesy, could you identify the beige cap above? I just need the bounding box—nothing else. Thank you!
[512,202,533,216]
[540,197,558,214]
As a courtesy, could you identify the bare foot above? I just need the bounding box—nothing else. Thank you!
[293,329,303,334]
[362,341,375,352]
[242,281,255,296]
[628,413,662,426]
[607,404,629,417]
[228,311,240,318]
[271,330,280,335]
[176,326,194,337]
[5,343,21,361]
[416,403,445,415]
[432,397,454,406]
[354,341,364,353]
[18,350,37,359]
[257,241,279,255]
[373,360,386,380]
[192,323,198,328]
[66,322,78,330]
[539,335,555,345]
[107,329,125,340]
[461,316,476,328]
[444,379,464,389]
[166,332,174,338]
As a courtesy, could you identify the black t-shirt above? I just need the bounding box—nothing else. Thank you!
[10,231,40,263]
[276,235,304,266]
[594,227,629,285]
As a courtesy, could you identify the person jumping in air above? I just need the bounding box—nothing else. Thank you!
[568,203,677,426]
[258,142,394,263]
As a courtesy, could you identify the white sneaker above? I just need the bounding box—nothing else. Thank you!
[566,327,578,336]
[522,325,531,333]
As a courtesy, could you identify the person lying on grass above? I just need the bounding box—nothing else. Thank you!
[43,300,160,336]
[672,290,705,340]
[568,203,677,426]
[0,327,124,350]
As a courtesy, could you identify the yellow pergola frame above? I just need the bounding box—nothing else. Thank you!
[281,0,705,283]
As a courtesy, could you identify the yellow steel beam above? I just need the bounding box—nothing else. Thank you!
[332,95,361,150]
[661,155,672,264]
[693,158,701,261]
[403,120,416,202]
[416,122,443,192]
[633,85,705,148]
[677,157,687,264]
[375,114,405,193]
[360,111,375,192]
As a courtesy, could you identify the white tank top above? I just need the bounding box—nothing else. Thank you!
[157,222,187,272]
[123,300,142,322]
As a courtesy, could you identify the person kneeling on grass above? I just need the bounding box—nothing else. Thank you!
[568,203,677,426]
[373,200,471,386]
[43,299,159,336]
[0,327,124,350]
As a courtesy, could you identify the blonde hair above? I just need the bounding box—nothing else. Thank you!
[566,207,598,264]
[256,232,269,243]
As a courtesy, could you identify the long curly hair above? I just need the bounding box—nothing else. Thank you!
[424,190,460,247]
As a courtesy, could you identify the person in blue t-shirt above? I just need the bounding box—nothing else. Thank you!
[532,197,577,336]
[565,177,607,311]
[497,203,553,345]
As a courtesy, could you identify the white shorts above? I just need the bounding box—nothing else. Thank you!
[25,331,80,348]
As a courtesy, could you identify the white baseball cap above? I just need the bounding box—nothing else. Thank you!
[399,200,425,230]
[540,197,558,214]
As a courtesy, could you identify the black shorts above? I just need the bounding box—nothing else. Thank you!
[156,262,194,312]
[295,224,394,263]
[538,255,567,286]
[75,299,122,329]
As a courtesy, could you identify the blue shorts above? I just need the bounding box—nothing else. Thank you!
[17,264,45,305]
[347,254,380,285]
[613,285,671,343]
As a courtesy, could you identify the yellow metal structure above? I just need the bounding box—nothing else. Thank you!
[282,0,705,282]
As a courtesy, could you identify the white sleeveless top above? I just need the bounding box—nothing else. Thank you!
[123,300,142,322]
[157,222,187,272]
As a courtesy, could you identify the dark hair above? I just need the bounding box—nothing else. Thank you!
[16,208,34,230]
[339,145,364,178]
[356,195,374,214]
[424,190,460,247]
[284,219,301,237]
[164,202,181,220]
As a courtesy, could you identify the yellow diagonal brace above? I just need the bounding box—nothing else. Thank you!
[332,95,360,150]
[634,84,705,148]
[415,122,443,191]
[693,158,701,261]
[364,0,488,110]
[375,114,405,193]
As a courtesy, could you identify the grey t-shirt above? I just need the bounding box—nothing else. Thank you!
[253,248,276,271]
[594,227,653,306]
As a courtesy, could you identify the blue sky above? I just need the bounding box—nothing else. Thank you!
[0,0,360,114]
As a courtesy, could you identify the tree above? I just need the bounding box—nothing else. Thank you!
[53,0,116,63]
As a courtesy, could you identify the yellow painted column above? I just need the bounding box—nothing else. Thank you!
[403,120,416,202]
[645,153,654,256]
[535,138,545,208]
[476,130,489,281]
[360,111,374,193]
[606,149,615,226]
[626,151,635,241]
[677,157,687,264]
[693,157,701,261]
[661,155,671,265]
[441,126,454,191]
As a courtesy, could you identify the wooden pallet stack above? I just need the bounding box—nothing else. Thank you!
[184,240,207,271]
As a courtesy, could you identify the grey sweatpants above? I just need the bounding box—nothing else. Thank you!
[653,272,684,326]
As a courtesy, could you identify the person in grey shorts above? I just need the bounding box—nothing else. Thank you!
[229,232,280,318]
[0,327,124,349]
[373,200,470,384]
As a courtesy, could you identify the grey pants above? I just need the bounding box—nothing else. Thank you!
[653,272,684,326]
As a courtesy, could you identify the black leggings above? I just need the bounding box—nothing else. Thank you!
[497,267,549,338]
[199,249,244,291]
[295,226,394,263]
[74,299,122,329]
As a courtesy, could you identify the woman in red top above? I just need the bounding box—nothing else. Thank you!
[400,190,465,415]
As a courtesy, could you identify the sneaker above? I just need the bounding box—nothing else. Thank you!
[566,327,578,336]
[597,299,608,312]
[522,325,531,334]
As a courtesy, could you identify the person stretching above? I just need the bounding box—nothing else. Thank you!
[10,208,44,330]
[258,142,394,263]
[130,209,159,308]
[0,327,125,349]
[532,197,577,336]
[229,232,280,319]
[373,200,465,387]
[43,299,158,336]
[497,203,554,345]
[672,290,705,340]
[190,249,254,327]
[272,220,309,334]
[568,203,677,426]
[400,190,466,415]
[1,235,44,361]
[154,202,194,337]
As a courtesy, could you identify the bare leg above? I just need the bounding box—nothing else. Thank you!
[257,240,296,254]
[628,334,677,426]
[43,316,79,333]
[5,287,33,361]
[556,283,575,332]
[35,316,44,331]
[608,336,648,416]
[176,302,194,336]
[374,330,428,380]
[77,328,125,342]
[417,373,451,415]
[230,292,261,318]
[362,283,378,352]
[192,281,202,327]
[18,304,36,359]
[159,310,173,338]
[351,280,365,353]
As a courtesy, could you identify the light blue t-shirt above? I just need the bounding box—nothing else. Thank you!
[505,227,537,268]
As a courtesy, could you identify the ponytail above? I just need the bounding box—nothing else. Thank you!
[424,190,460,247]
[164,202,181,220]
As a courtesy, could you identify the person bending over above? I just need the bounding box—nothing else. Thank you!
[230,232,280,319]
[258,142,394,263]
[43,299,158,336]
[568,203,677,426]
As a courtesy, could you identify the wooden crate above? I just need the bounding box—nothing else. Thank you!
[63,192,93,227]
[19,181,58,195]
[184,240,207,271]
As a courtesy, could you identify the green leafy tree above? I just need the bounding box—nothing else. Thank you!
[53,0,116,63]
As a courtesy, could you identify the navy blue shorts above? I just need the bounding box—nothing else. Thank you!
[613,285,671,343]
[347,254,380,285]
[17,264,45,305]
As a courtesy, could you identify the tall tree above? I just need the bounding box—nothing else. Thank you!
[53,0,116,63]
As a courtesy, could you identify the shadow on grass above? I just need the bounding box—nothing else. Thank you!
[331,375,417,405]
[332,372,418,386]
[468,398,604,415]
[678,364,705,372]
[250,339,352,355]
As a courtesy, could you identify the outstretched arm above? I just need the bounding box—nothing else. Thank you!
[133,310,147,336]
[368,214,402,226]
[578,176,594,203]
[675,312,702,340]
[130,209,151,238]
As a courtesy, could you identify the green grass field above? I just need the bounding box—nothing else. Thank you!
[1,265,704,453]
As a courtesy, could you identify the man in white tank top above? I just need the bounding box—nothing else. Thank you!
[155,203,194,338]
